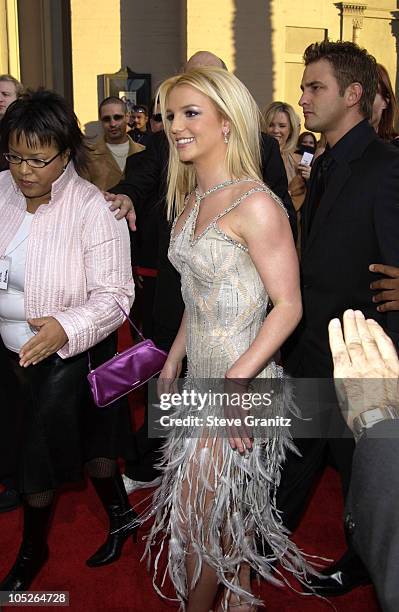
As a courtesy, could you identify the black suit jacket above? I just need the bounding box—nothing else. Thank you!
[346,419,399,611]
[284,121,399,377]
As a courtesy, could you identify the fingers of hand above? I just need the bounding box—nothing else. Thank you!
[366,318,399,375]
[328,317,351,372]
[372,289,399,303]
[229,435,251,454]
[19,340,52,367]
[157,377,170,398]
[376,300,399,313]
[103,191,116,202]
[127,211,136,232]
[227,418,252,454]
[114,208,125,220]
[109,197,123,212]
[369,263,399,278]
[370,278,398,291]
[353,310,384,365]
[342,310,367,363]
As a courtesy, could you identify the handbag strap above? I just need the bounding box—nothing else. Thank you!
[114,299,146,342]
[87,299,145,372]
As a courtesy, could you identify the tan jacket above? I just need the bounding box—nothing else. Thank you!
[84,134,145,191]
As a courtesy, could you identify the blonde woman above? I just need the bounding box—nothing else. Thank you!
[138,67,310,611]
[263,102,310,212]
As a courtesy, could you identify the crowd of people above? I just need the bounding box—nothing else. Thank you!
[0,38,399,612]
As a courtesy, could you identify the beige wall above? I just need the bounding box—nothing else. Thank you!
[1,0,397,135]
[70,0,121,133]
[186,0,235,71]
[120,0,182,92]
[0,0,20,78]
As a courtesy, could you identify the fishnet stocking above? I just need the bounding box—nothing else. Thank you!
[25,490,55,508]
[85,457,116,478]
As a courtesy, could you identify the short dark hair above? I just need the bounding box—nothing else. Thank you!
[99,96,127,115]
[303,40,378,119]
[0,88,88,172]
[132,104,148,116]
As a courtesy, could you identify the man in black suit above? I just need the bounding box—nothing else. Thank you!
[328,310,399,612]
[280,40,399,594]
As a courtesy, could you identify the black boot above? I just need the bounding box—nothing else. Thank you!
[86,471,138,567]
[303,549,371,596]
[0,502,52,591]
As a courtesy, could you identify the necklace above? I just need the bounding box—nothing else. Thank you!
[190,177,260,246]
[194,178,246,202]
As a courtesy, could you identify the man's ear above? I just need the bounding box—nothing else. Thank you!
[345,82,363,109]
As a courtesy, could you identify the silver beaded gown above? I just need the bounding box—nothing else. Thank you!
[141,180,312,609]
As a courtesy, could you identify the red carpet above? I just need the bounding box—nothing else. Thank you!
[0,324,381,611]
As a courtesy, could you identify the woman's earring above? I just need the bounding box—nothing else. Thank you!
[223,129,229,144]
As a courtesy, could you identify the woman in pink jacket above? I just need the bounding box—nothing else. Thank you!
[0,89,135,591]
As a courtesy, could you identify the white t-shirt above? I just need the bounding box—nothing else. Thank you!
[106,141,130,172]
[0,211,35,352]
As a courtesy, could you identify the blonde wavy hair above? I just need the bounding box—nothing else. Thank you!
[262,101,300,155]
[157,66,262,220]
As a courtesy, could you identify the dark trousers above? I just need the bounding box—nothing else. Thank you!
[124,393,163,482]
[276,374,355,533]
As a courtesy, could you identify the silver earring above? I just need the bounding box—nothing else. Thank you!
[223,131,229,144]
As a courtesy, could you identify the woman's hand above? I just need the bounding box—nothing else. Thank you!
[297,163,311,181]
[157,358,182,398]
[19,317,68,367]
[224,375,253,454]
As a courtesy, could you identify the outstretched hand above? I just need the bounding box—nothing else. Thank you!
[328,309,399,430]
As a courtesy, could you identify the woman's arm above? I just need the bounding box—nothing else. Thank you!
[53,202,134,359]
[225,192,302,380]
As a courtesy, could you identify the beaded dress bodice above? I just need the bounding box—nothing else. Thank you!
[168,179,287,379]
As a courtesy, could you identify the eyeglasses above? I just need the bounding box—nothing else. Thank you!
[151,113,162,123]
[101,114,125,123]
[4,150,64,169]
[133,107,146,114]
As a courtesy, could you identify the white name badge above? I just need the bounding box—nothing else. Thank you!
[0,256,11,290]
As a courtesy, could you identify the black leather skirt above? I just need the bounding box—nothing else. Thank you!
[0,333,130,495]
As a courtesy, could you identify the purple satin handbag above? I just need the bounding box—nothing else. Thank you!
[87,302,168,407]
